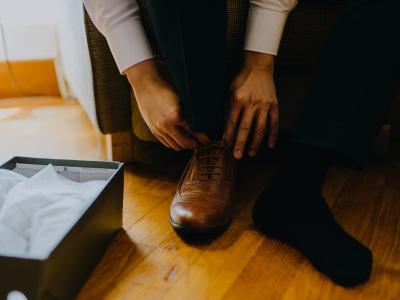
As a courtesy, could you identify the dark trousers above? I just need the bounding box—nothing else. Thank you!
[146,0,227,139]
[145,0,400,166]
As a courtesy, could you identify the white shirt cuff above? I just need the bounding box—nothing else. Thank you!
[244,7,289,56]
[104,18,154,74]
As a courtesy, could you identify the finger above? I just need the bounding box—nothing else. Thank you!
[167,126,199,149]
[248,107,269,157]
[149,128,171,149]
[157,135,172,149]
[223,97,242,147]
[193,133,211,145]
[268,104,279,149]
[162,133,183,151]
[154,129,181,150]
[234,108,256,159]
[154,127,183,151]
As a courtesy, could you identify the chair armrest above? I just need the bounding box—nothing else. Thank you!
[83,7,132,134]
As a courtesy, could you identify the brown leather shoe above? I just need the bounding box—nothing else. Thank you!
[170,141,235,234]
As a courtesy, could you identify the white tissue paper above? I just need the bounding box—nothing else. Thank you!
[0,169,26,208]
[0,164,107,259]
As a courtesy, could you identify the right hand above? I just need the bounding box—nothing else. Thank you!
[125,59,210,150]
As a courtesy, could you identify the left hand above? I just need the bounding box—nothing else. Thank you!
[224,52,279,159]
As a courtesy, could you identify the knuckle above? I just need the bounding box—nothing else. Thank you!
[260,102,271,111]
[239,124,251,131]
[271,100,278,107]
[234,90,246,102]
[255,126,266,135]
[263,100,272,107]
[263,96,276,106]
[249,94,260,105]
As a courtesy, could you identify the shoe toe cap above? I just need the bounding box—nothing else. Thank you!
[170,195,230,230]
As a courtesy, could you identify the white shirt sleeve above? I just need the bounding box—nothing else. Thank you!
[245,0,298,55]
[83,0,154,74]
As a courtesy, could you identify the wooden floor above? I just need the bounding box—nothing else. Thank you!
[0,97,106,161]
[1,97,400,300]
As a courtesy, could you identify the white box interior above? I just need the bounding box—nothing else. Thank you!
[0,162,117,259]
[12,163,116,182]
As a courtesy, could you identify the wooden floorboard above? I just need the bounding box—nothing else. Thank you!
[223,167,352,300]
[0,96,106,162]
[2,97,399,300]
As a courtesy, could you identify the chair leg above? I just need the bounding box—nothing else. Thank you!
[105,131,134,162]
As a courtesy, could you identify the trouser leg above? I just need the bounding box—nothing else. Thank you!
[145,0,227,139]
[292,0,400,166]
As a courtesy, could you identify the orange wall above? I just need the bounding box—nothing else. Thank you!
[0,59,60,98]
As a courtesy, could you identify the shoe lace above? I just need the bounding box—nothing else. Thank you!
[197,143,229,181]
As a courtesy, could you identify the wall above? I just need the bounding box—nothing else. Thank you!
[0,0,61,60]
[0,0,60,97]
[56,0,97,127]
[0,0,98,130]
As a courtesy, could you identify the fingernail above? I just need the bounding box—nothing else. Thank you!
[235,150,242,159]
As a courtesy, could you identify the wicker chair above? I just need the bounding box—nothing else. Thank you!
[84,0,400,163]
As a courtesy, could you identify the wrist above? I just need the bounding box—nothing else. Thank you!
[243,51,274,72]
[125,58,162,88]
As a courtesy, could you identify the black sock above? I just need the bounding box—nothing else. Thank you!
[253,142,372,287]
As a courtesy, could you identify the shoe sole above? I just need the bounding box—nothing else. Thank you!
[169,217,231,236]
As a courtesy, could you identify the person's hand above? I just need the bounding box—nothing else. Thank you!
[126,59,210,150]
[224,52,279,159]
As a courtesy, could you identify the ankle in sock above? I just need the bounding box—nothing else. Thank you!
[252,142,373,286]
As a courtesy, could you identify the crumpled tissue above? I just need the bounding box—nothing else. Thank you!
[0,164,107,258]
